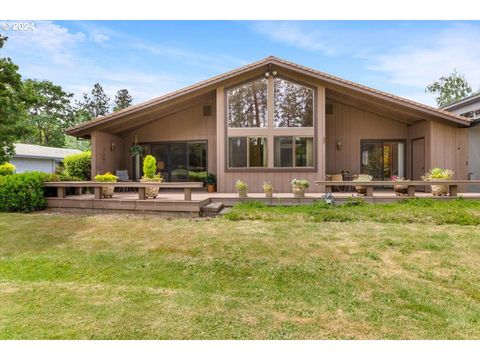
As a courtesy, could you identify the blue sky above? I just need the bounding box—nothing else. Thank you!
[1,20,480,106]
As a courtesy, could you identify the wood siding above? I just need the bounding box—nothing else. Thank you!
[91,131,126,178]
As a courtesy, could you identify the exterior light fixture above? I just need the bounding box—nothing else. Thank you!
[336,139,342,151]
[111,142,116,151]
[264,72,270,78]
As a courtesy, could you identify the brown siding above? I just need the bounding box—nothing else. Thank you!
[407,120,431,179]
[91,131,126,178]
[326,100,408,175]
[122,96,217,176]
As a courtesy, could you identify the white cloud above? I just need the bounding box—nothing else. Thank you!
[90,31,109,44]
[251,21,345,56]
[366,23,480,92]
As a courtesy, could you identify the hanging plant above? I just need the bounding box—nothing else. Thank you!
[130,135,144,157]
[130,144,144,157]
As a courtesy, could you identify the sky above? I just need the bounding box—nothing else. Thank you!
[1,20,480,107]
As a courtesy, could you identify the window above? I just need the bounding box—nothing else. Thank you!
[360,140,405,180]
[227,78,268,128]
[249,137,267,167]
[274,136,313,168]
[228,137,247,167]
[202,105,212,117]
[228,137,267,168]
[274,78,314,127]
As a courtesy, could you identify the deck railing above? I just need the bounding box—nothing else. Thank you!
[44,181,204,201]
[314,180,480,197]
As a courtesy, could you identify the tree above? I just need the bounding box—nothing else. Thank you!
[0,35,30,163]
[22,79,75,147]
[77,83,110,119]
[113,89,133,112]
[426,70,473,107]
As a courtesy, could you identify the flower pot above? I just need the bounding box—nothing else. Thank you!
[265,190,273,198]
[140,178,161,198]
[394,184,408,196]
[431,184,448,196]
[237,189,248,198]
[355,185,367,196]
[293,187,305,198]
[207,184,216,193]
[101,184,115,198]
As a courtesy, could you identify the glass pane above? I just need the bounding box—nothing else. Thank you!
[188,142,207,182]
[274,136,293,167]
[360,142,384,179]
[151,143,169,181]
[274,78,314,127]
[170,143,188,182]
[249,137,267,167]
[227,78,268,128]
[295,137,314,167]
[228,137,247,168]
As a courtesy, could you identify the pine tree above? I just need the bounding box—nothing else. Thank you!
[113,89,133,112]
[77,83,111,119]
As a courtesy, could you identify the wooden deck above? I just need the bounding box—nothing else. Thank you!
[45,189,480,216]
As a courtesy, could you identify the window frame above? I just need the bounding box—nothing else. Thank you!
[224,75,318,172]
[273,136,315,169]
[228,136,268,169]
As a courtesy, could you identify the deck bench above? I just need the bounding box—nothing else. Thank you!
[44,181,204,201]
[314,180,470,197]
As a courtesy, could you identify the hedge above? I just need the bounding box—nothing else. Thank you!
[0,172,46,212]
[64,151,91,180]
[0,162,16,176]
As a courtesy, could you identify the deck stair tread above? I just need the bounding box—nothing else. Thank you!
[201,202,224,212]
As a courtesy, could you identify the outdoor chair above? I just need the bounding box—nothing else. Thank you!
[115,170,135,192]
[331,173,344,192]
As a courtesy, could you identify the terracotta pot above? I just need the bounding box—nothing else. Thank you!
[293,187,305,198]
[140,178,161,198]
[431,184,448,196]
[355,185,367,196]
[101,184,115,198]
[394,184,408,195]
[207,184,216,193]
[237,189,248,198]
[265,190,273,198]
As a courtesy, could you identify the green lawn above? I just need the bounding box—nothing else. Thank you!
[1,200,480,339]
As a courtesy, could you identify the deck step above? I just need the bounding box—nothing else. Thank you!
[201,202,224,216]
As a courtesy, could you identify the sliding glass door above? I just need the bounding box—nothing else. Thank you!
[150,141,207,182]
[360,140,405,180]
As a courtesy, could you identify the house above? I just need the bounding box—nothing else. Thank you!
[442,93,480,190]
[66,56,470,193]
[10,143,82,174]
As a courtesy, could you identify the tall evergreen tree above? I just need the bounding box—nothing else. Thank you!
[113,89,133,112]
[77,83,110,119]
[0,36,30,163]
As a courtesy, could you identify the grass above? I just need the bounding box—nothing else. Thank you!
[1,199,480,339]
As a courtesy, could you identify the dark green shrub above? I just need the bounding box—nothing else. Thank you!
[0,162,16,175]
[0,172,46,212]
[64,151,91,180]
[342,197,367,207]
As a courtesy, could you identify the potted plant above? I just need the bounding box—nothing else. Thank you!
[353,174,373,196]
[235,180,248,198]
[262,181,274,198]
[130,136,144,180]
[392,175,409,196]
[140,155,164,198]
[422,168,454,196]
[291,179,310,198]
[206,173,217,193]
[94,172,118,198]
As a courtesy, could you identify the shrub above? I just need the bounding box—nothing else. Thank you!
[291,179,310,189]
[342,197,367,207]
[206,173,217,185]
[0,172,46,212]
[0,162,16,176]
[94,172,118,182]
[64,151,91,180]
[142,155,157,179]
[422,168,454,180]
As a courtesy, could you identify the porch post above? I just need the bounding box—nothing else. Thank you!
[216,87,225,193]
[317,85,326,191]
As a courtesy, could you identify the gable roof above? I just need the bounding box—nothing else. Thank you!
[13,143,82,160]
[67,56,470,137]
[442,92,480,111]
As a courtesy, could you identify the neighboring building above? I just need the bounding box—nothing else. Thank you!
[442,93,480,190]
[10,143,82,174]
[67,56,470,193]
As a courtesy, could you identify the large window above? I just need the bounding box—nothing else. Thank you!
[360,140,405,180]
[226,76,315,169]
[227,78,268,128]
[228,137,267,168]
[274,136,313,168]
[274,78,314,127]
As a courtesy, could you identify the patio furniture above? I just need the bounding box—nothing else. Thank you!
[115,170,135,192]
